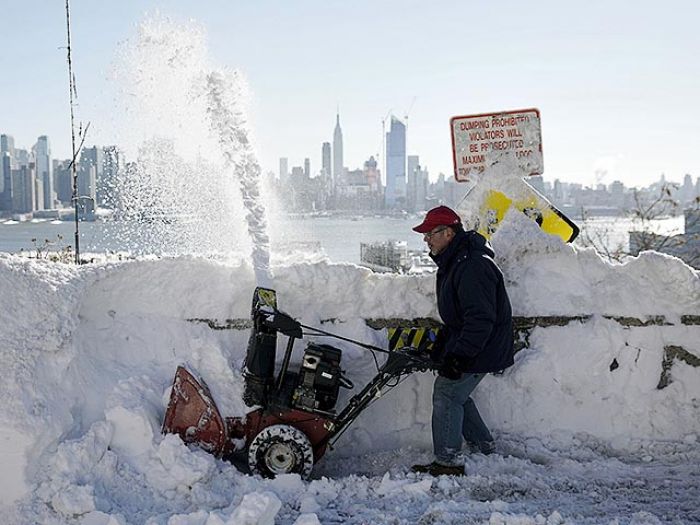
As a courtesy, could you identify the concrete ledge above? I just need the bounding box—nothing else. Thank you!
[188,314,699,391]
[188,314,700,332]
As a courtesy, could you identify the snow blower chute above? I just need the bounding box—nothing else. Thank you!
[162,287,436,478]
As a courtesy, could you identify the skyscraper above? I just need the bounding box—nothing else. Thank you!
[364,155,382,208]
[333,112,343,186]
[53,159,72,205]
[385,116,406,208]
[0,134,15,159]
[681,173,695,204]
[0,153,12,210]
[0,135,15,196]
[321,142,331,180]
[304,158,310,179]
[12,163,36,213]
[14,148,29,167]
[34,135,53,209]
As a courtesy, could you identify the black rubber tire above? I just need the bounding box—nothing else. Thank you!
[247,424,314,479]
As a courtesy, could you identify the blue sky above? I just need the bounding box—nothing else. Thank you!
[1,0,698,186]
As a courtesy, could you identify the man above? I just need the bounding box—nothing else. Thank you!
[411,205,514,476]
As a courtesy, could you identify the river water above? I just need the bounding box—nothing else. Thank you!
[0,215,685,264]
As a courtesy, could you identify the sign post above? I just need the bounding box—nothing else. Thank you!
[450,108,543,182]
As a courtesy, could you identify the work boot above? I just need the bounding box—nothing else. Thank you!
[411,461,465,476]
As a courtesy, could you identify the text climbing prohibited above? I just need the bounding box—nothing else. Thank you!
[451,108,543,182]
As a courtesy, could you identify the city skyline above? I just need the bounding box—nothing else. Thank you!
[1,130,697,192]
[3,130,697,219]
[2,1,699,188]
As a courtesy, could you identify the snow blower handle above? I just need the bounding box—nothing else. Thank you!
[299,322,435,371]
[298,323,392,355]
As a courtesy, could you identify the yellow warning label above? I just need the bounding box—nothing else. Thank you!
[479,189,578,243]
[388,327,441,352]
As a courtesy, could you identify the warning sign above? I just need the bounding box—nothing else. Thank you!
[451,108,543,182]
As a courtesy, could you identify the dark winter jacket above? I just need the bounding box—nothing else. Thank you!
[431,229,514,373]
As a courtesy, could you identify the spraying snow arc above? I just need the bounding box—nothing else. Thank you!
[205,70,271,286]
[104,15,271,271]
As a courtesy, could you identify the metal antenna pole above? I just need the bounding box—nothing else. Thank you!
[65,0,80,264]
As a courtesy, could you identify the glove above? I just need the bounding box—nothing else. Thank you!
[438,354,462,380]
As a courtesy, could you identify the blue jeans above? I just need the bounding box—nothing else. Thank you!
[432,373,493,465]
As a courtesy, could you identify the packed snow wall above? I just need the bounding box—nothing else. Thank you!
[1,213,698,511]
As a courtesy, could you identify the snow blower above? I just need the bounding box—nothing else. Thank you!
[162,287,436,478]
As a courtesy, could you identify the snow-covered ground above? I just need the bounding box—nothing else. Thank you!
[1,213,699,524]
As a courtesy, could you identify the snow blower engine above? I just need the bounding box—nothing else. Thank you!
[162,287,437,478]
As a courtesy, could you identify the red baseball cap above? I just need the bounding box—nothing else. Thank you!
[412,206,462,233]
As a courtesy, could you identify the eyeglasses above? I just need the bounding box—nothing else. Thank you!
[424,226,448,239]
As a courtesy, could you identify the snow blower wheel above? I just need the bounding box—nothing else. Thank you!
[248,424,314,479]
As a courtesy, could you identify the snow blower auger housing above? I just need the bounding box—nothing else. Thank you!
[162,287,436,479]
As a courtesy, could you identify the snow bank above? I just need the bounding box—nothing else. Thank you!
[1,213,698,523]
[494,210,699,317]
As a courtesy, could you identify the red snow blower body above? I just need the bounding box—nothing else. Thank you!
[162,287,435,478]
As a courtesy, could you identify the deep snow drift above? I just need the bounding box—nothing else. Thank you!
[1,213,699,524]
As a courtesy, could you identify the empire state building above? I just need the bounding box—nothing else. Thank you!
[332,111,343,187]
